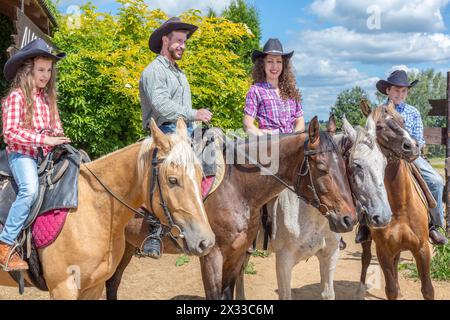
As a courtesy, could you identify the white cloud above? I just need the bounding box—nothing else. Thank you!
[145,0,233,16]
[385,65,420,76]
[310,0,450,33]
[292,27,450,65]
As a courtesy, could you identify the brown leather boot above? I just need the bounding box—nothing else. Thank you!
[0,242,29,271]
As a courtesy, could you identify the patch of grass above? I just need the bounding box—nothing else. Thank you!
[175,254,190,267]
[399,241,450,281]
[244,261,257,275]
[252,249,270,258]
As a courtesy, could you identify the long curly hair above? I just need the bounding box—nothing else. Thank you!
[251,55,302,103]
[3,56,59,128]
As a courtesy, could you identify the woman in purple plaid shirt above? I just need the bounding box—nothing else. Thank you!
[243,38,305,135]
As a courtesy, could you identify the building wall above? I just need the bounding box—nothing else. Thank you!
[0,13,13,97]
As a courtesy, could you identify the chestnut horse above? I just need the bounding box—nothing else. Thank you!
[105,116,357,300]
[356,102,434,300]
[0,119,215,299]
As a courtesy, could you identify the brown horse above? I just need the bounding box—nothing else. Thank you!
[105,115,357,300]
[0,118,215,299]
[356,102,434,300]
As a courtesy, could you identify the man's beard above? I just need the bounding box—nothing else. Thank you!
[169,47,183,60]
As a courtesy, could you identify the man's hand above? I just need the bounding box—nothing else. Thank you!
[44,136,71,146]
[195,109,212,123]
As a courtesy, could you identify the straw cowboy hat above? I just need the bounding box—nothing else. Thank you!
[251,38,294,63]
[376,70,419,95]
[3,38,65,82]
[149,17,198,54]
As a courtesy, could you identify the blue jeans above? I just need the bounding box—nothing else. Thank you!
[159,122,194,136]
[0,152,39,245]
[414,156,445,227]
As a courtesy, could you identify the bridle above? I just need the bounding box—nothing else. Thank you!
[230,133,337,217]
[82,146,186,252]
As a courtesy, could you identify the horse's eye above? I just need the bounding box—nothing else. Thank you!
[168,177,178,185]
[352,162,362,171]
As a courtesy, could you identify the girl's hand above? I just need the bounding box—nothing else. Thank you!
[44,136,71,146]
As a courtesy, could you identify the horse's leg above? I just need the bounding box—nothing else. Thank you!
[375,246,398,300]
[235,252,251,300]
[275,248,297,300]
[412,245,435,300]
[316,244,339,300]
[356,240,372,300]
[200,247,224,300]
[48,275,80,300]
[105,241,135,300]
[79,284,105,300]
[393,252,403,299]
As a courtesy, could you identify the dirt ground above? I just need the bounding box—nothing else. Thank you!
[0,229,449,300]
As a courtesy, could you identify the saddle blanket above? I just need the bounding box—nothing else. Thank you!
[32,209,68,248]
[0,208,68,249]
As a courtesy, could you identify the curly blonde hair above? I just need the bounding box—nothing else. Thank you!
[251,55,302,103]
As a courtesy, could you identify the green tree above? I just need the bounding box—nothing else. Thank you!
[0,13,13,98]
[222,0,261,73]
[331,86,371,130]
[52,0,250,158]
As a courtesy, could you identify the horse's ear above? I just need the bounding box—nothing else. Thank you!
[327,113,337,136]
[366,115,376,138]
[175,117,188,138]
[360,99,371,118]
[342,116,357,143]
[309,116,320,145]
[149,118,170,153]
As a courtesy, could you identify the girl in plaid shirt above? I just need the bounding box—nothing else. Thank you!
[0,39,70,271]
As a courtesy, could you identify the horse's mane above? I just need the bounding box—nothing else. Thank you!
[371,103,404,125]
[137,134,202,184]
[348,127,376,163]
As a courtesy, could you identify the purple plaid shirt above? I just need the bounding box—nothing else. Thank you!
[244,82,303,133]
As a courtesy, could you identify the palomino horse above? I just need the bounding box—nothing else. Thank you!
[105,116,357,300]
[0,119,215,299]
[356,102,434,300]
[234,116,393,300]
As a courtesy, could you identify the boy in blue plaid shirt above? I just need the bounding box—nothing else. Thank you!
[357,70,448,245]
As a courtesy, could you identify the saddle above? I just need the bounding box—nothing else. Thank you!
[192,127,226,200]
[407,162,437,210]
[0,144,90,229]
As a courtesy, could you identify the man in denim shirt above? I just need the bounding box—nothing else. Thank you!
[138,17,213,258]
[357,70,447,245]
[140,17,212,135]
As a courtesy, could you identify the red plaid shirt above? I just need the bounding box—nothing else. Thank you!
[2,88,64,158]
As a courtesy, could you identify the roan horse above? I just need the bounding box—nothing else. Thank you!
[105,116,357,300]
[0,119,215,299]
[234,115,393,300]
[356,102,435,300]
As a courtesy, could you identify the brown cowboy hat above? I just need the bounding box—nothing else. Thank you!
[149,17,198,54]
[376,70,419,95]
[251,38,294,63]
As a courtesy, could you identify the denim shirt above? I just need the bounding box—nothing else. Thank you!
[139,55,197,130]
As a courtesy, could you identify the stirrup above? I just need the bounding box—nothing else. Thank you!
[136,235,163,259]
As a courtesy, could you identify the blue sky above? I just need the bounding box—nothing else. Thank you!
[57,0,450,121]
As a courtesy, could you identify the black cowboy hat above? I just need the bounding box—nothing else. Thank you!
[149,17,198,54]
[3,38,66,82]
[251,38,294,63]
[376,70,419,95]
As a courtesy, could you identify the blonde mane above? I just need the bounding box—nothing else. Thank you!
[137,134,202,184]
